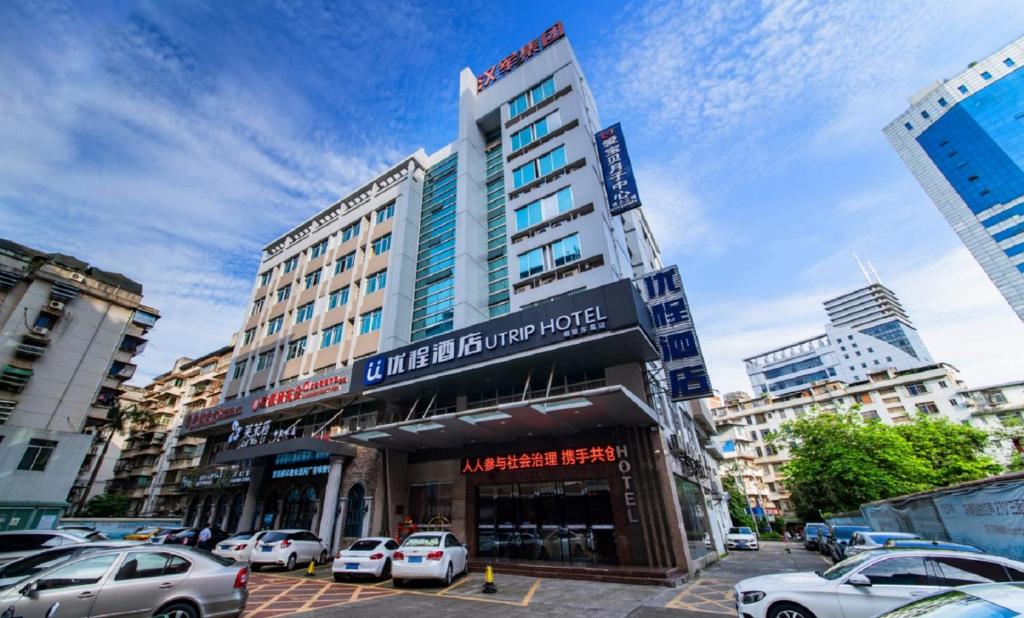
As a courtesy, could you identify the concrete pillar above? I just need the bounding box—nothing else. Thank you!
[219,497,232,531]
[318,458,345,545]
[273,500,284,529]
[238,467,264,533]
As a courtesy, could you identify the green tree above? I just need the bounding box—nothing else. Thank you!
[992,416,1024,472]
[894,414,1002,486]
[722,474,756,529]
[74,404,152,515]
[773,409,932,521]
[82,493,130,517]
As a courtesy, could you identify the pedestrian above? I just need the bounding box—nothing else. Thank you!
[198,524,213,550]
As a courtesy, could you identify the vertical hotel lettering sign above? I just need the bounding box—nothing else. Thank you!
[595,123,642,216]
[637,266,713,401]
[476,22,565,92]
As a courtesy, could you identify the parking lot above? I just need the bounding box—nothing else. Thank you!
[242,542,831,617]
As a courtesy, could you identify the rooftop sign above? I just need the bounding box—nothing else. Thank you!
[476,22,565,93]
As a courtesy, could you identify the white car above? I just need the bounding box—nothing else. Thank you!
[332,536,399,581]
[0,531,92,568]
[734,549,1024,618]
[844,532,921,558]
[249,529,329,571]
[726,526,759,551]
[213,530,268,563]
[877,582,1024,617]
[392,532,468,587]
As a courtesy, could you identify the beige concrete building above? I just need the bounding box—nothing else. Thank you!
[69,384,146,509]
[0,238,159,530]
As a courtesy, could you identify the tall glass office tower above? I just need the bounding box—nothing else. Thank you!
[885,36,1024,321]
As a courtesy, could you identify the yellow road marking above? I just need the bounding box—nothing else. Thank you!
[438,575,474,595]
[666,578,701,608]
[249,579,306,613]
[297,582,330,611]
[520,579,541,606]
[351,585,362,602]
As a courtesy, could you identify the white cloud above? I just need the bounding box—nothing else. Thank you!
[633,163,724,257]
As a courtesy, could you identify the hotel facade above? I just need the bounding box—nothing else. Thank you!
[179,24,727,581]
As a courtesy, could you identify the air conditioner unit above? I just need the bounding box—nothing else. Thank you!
[48,300,65,311]
[70,272,86,283]
[668,434,683,453]
[30,326,50,336]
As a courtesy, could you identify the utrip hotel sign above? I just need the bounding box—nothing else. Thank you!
[476,22,565,93]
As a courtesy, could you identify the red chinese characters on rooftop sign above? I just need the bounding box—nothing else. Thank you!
[461,444,616,474]
[251,374,348,411]
[477,22,565,93]
[184,404,242,430]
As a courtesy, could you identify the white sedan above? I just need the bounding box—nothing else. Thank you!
[734,549,1024,618]
[250,529,329,571]
[213,530,268,563]
[332,536,399,581]
[392,532,468,587]
[726,526,759,551]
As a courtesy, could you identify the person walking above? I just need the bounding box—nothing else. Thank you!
[197,524,213,550]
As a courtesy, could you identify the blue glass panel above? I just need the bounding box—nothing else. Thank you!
[763,356,824,380]
[993,221,1024,242]
[860,321,917,358]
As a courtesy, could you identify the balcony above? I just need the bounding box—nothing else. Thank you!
[0,365,32,393]
[49,280,80,303]
[108,361,137,381]
[119,334,148,356]
[0,269,22,291]
[14,343,46,360]
[0,399,14,423]
[94,387,123,408]
[131,309,160,329]
[22,329,51,346]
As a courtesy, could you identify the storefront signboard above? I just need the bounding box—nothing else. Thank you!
[271,464,330,479]
[357,279,651,390]
[476,22,565,93]
[461,444,617,474]
[226,418,298,450]
[636,266,713,401]
[616,445,639,523]
[595,123,642,216]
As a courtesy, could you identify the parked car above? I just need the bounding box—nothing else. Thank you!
[0,532,94,568]
[726,526,759,551]
[802,523,828,551]
[877,582,1024,617]
[149,527,189,544]
[332,537,399,581]
[733,548,1024,618]
[391,532,468,587]
[213,531,269,564]
[0,541,139,588]
[0,545,248,618]
[162,527,229,549]
[884,539,983,553]
[55,526,107,540]
[124,526,171,541]
[825,525,873,562]
[249,530,328,572]
[845,532,921,557]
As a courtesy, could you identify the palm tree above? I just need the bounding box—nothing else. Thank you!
[74,403,152,514]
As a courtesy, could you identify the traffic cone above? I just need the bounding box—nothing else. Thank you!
[482,565,497,594]
[306,559,316,577]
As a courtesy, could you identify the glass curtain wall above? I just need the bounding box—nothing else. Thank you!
[412,154,458,341]
[485,130,510,317]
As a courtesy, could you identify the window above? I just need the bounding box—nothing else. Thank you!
[304,269,321,290]
[861,556,931,586]
[928,557,1011,586]
[321,323,344,348]
[514,187,574,231]
[259,271,272,286]
[938,97,947,107]
[981,71,992,80]
[515,201,543,231]
[34,313,57,329]
[18,439,57,471]
[366,270,387,293]
[518,247,544,278]
[508,76,555,117]
[295,302,315,323]
[335,252,355,275]
[37,553,119,591]
[512,146,567,188]
[906,382,929,396]
[232,359,247,380]
[286,337,307,360]
[376,202,395,223]
[116,552,190,580]
[310,239,328,258]
[242,327,256,345]
[276,285,291,303]
[1005,58,1016,67]
[283,256,299,273]
[371,234,392,256]
[342,221,361,243]
[328,287,349,310]
[250,298,264,316]
[921,110,930,119]
[916,402,939,414]
[359,308,382,334]
[267,316,283,335]
[256,350,275,371]
[958,84,969,94]
[510,112,562,151]
[550,233,581,267]
[904,122,913,131]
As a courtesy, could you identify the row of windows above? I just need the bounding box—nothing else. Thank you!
[508,76,556,118]
[904,57,1017,129]
[485,133,511,317]
[510,111,561,152]
[512,146,567,189]
[517,233,582,279]
[246,272,385,340]
[514,186,574,232]
[412,154,458,341]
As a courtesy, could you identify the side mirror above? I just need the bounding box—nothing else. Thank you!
[847,573,872,587]
[19,582,39,597]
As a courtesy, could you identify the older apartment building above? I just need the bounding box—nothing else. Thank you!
[110,346,233,517]
[714,364,1023,521]
[178,23,727,582]
[0,238,159,530]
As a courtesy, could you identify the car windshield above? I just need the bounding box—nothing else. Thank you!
[729,527,753,535]
[867,533,918,544]
[261,532,291,543]
[834,526,870,540]
[227,533,255,541]
[177,547,234,566]
[348,540,382,551]
[878,590,1017,618]
[819,551,877,580]
[172,530,196,538]
[402,535,441,547]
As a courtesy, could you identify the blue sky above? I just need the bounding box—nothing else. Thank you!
[2,0,1023,394]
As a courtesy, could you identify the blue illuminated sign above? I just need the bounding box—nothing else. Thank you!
[595,123,642,216]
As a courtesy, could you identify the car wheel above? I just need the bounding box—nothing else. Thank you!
[444,562,453,586]
[768,602,817,618]
[250,564,261,572]
[286,554,296,570]
[333,573,345,583]
[381,559,392,580]
[154,602,198,618]
[319,550,329,565]
[393,578,405,588]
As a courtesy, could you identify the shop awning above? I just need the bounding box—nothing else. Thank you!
[214,436,356,464]
[332,385,659,451]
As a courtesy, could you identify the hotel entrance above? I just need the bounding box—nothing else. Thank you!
[476,480,617,565]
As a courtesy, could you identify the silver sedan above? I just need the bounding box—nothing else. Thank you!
[0,545,248,618]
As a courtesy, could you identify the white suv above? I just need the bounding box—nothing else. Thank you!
[250,529,328,571]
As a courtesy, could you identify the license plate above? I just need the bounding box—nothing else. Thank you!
[219,544,231,550]
[261,546,272,552]
[409,556,423,564]
[345,563,359,570]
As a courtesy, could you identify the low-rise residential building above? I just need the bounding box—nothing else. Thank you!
[960,379,1024,464]
[0,238,159,530]
[69,384,146,509]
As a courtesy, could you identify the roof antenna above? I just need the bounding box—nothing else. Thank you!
[867,261,882,284]
[852,251,872,284]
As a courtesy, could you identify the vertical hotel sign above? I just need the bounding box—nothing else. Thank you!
[477,22,565,93]
[637,266,713,401]
[595,123,642,216]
